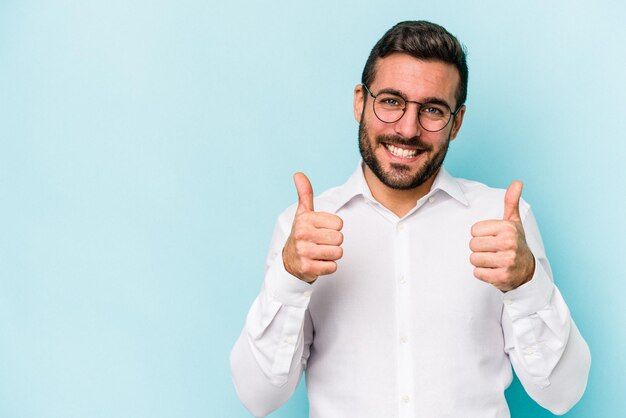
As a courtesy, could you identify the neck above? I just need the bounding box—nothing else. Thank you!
[363,165,439,218]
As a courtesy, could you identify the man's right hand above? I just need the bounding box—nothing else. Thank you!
[282,172,344,283]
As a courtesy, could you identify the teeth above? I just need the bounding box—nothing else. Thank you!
[385,144,418,158]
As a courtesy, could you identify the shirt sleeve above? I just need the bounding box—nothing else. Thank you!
[230,207,315,418]
[501,204,591,415]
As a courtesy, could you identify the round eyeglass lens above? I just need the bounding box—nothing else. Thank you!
[373,93,405,123]
[373,93,453,132]
[417,103,452,132]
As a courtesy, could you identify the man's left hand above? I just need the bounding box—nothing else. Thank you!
[469,181,535,292]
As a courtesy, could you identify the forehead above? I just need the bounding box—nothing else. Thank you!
[372,53,460,105]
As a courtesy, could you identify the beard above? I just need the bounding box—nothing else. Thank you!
[358,120,450,190]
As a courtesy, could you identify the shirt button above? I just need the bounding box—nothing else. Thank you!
[303,290,312,297]
[285,335,296,345]
[524,347,535,355]
[401,394,410,403]
[396,223,404,232]
[399,275,407,284]
[428,197,435,203]
[400,335,408,344]
[503,299,513,306]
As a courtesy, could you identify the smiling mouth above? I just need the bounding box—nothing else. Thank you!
[383,143,424,159]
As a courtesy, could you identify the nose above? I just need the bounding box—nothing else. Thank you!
[393,102,422,139]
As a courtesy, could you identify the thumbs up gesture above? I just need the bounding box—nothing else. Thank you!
[469,181,535,292]
[282,173,344,283]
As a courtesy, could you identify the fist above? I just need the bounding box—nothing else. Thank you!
[282,172,344,283]
[469,181,535,292]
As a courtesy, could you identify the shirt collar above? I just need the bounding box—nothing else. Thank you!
[429,165,469,207]
[326,161,469,213]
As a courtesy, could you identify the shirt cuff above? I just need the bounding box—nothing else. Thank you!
[264,253,315,309]
[502,256,554,320]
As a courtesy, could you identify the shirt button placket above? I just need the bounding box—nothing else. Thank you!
[399,274,407,285]
[395,220,414,417]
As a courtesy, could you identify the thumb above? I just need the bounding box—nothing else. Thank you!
[503,180,523,221]
[294,172,314,214]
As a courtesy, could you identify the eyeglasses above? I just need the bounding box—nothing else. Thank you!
[362,84,462,132]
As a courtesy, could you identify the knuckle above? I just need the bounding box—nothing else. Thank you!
[325,262,338,275]
[293,228,307,241]
[495,270,507,283]
[504,237,516,249]
[295,241,307,256]
[300,260,312,273]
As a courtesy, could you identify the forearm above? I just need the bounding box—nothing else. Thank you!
[230,325,306,417]
[230,276,312,416]
[502,261,590,414]
[230,217,314,416]
[509,316,590,415]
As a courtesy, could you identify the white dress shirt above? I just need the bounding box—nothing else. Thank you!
[230,164,590,418]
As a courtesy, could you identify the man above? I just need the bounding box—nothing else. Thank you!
[231,21,590,418]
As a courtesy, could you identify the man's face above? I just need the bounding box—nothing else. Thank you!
[354,53,466,190]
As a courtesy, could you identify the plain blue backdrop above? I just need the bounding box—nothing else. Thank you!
[1,0,624,417]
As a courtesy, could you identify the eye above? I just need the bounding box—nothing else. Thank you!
[383,98,401,106]
[420,104,447,117]
[377,94,404,109]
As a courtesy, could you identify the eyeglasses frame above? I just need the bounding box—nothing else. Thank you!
[362,84,463,133]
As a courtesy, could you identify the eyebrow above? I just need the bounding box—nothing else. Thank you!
[420,97,453,109]
[376,88,453,109]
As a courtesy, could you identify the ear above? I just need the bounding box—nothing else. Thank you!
[353,84,365,123]
[449,105,466,141]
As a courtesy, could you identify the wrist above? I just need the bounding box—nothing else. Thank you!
[282,246,317,283]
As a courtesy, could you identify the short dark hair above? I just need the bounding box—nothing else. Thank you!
[361,21,468,108]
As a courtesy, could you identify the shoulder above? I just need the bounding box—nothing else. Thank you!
[453,176,531,219]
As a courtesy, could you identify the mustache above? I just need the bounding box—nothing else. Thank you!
[376,134,433,151]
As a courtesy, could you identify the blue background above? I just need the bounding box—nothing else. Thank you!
[1,0,624,417]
